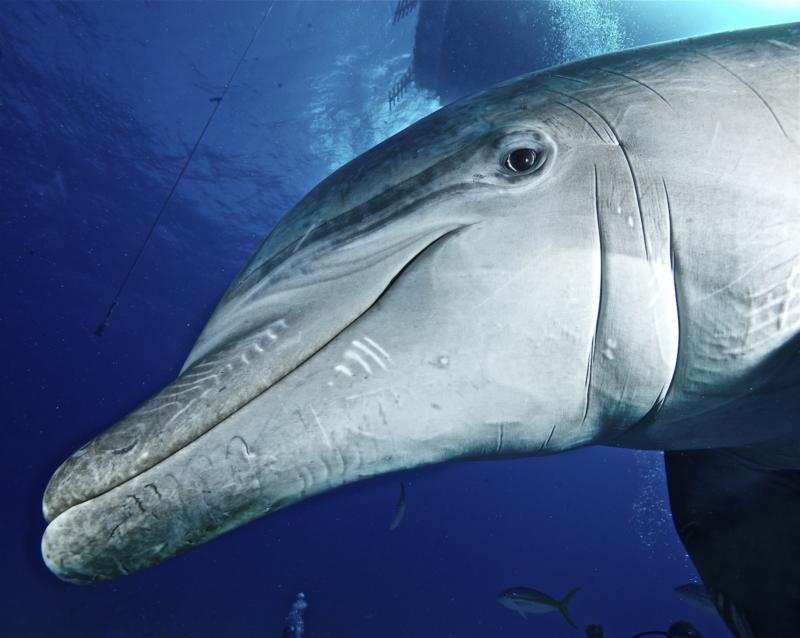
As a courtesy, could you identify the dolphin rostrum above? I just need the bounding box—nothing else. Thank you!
[42,23,799,637]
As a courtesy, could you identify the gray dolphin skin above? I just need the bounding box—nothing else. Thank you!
[42,23,799,637]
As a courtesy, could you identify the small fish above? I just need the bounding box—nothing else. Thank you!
[497,586,580,628]
[675,583,719,615]
[389,481,406,531]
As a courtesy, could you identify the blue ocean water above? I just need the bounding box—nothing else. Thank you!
[2,2,799,637]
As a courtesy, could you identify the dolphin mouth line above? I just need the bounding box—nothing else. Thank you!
[45,224,469,525]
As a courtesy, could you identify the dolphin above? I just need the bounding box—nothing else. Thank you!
[42,23,799,637]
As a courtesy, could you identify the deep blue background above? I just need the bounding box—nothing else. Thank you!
[3,2,800,637]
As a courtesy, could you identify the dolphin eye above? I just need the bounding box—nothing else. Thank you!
[503,148,537,173]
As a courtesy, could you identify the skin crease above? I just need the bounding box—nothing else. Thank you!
[42,23,799,586]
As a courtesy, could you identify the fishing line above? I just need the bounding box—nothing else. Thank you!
[95,2,274,336]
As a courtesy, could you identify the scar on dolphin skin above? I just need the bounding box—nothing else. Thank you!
[539,424,558,451]
[694,49,790,140]
[556,94,655,263]
[551,98,607,143]
[540,86,619,146]
[551,74,589,85]
[599,67,673,108]
[542,86,658,263]
[615,139,651,261]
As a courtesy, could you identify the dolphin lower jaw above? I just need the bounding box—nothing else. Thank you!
[41,395,359,582]
[40,351,483,583]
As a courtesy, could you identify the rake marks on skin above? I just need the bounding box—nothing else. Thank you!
[543,86,619,146]
[363,336,393,363]
[600,68,672,108]
[127,494,150,517]
[292,223,317,255]
[332,336,393,381]
[552,99,606,143]
[168,374,219,391]
[352,339,388,370]
[551,74,589,85]
[768,39,799,52]
[145,483,162,499]
[309,406,333,450]
[540,424,557,451]
[613,137,650,261]
[545,86,652,263]
[695,49,790,140]
[226,434,254,459]
[149,318,292,423]
[345,350,372,375]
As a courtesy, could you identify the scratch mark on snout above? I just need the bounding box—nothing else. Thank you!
[293,223,317,254]
[363,336,393,363]
[127,494,147,515]
[226,435,254,459]
[600,67,672,108]
[145,483,162,499]
[309,406,333,449]
[345,350,372,375]
[352,339,388,370]
[378,401,388,426]
[768,39,798,52]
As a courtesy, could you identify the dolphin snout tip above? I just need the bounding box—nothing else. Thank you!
[41,518,101,585]
[43,445,104,523]
[42,461,79,523]
[42,481,61,523]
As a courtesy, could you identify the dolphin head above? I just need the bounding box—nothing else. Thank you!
[42,56,680,582]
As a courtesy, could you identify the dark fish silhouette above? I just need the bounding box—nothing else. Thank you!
[498,586,580,627]
[389,481,406,531]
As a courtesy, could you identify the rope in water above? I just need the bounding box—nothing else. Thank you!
[95,2,274,336]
